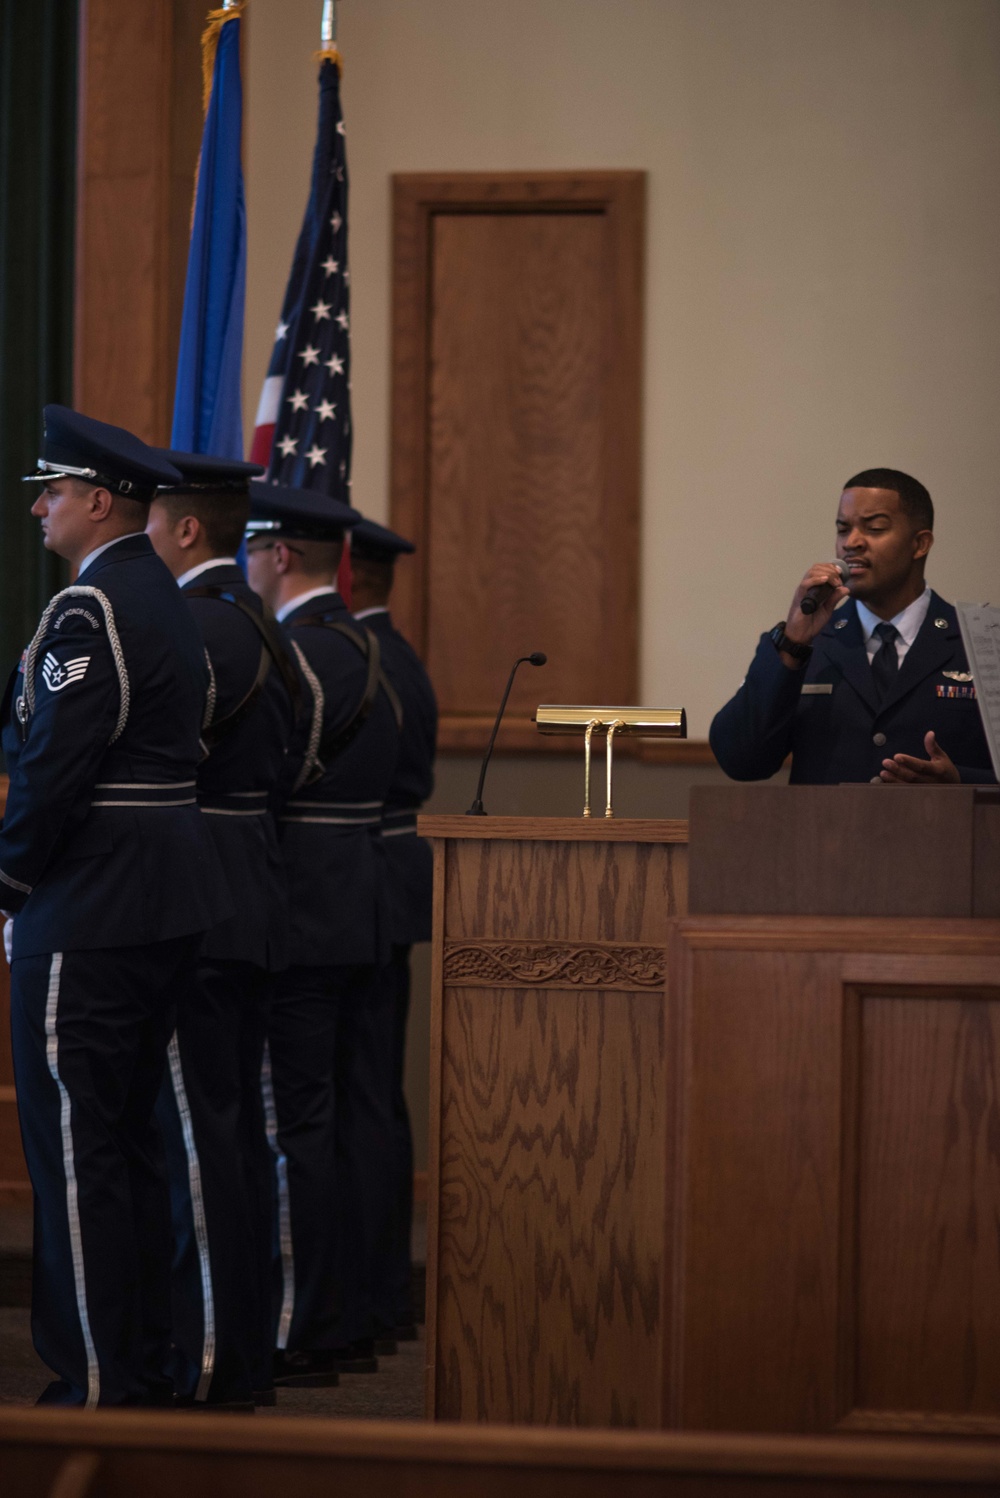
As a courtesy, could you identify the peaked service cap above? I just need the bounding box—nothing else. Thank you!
[23,405,182,500]
[349,517,416,564]
[246,480,361,541]
[156,452,264,492]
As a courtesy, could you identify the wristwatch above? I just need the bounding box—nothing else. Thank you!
[769,622,812,662]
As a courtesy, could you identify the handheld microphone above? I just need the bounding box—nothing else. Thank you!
[466,652,548,815]
[800,559,849,615]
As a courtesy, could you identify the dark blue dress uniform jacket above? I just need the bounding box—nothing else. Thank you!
[0,533,231,958]
[709,591,996,785]
[183,563,298,970]
[279,590,401,967]
[363,611,437,946]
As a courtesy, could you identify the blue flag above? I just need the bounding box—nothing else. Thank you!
[171,11,246,459]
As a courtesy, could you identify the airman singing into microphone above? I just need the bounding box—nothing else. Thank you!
[710,468,995,785]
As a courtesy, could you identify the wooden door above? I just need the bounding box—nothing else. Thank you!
[391,173,645,751]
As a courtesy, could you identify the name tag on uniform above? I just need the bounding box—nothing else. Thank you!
[801,683,833,695]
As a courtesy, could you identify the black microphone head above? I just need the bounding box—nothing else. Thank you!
[528,652,547,666]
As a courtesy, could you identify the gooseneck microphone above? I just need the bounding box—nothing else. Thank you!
[800,559,849,615]
[466,652,548,815]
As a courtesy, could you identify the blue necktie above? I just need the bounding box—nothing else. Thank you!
[871,621,899,701]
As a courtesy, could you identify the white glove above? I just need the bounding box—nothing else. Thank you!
[3,919,13,965]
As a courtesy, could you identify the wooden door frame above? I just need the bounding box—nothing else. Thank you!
[389,171,645,754]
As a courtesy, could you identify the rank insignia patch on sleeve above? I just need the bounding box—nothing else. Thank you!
[41,653,91,692]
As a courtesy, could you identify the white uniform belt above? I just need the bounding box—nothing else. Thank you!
[91,780,197,808]
[381,810,418,837]
[279,798,384,828]
[199,789,269,816]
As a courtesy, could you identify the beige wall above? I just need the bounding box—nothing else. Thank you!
[245,0,1000,740]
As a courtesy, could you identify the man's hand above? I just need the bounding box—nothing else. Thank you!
[779,564,850,667]
[879,731,961,785]
[3,919,13,966]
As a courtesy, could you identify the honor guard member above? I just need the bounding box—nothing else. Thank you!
[350,518,438,1344]
[1,406,230,1407]
[710,469,996,785]
[245,482,402,1386]
[146,453,303,1410]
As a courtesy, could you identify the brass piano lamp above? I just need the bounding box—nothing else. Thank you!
[535,705,687,817]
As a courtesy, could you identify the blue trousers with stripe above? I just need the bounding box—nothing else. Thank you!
[156,959,272,1404]
[9,936,201,1407]
[266,962,395,1351]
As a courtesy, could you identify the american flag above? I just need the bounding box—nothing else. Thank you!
[250,58,351,508]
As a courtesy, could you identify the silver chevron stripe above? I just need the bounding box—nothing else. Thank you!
[167,1034,217,1400]
[45,953,100,1409]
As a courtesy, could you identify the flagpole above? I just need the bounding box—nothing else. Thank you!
[322,1,336,47]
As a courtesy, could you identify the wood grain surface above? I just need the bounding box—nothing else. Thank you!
[669,915,1000,1438]
[429,831,685,1426]
[5,1413,1000,1498]
[435,982,668,1425]
[973,799,1000,916]
[75,1,204,440]
[688,786,980,918]
[442,838,688,941]
[389,173,644,753]
[850,988,1000,1424]
[674,947,844,1432]
[420,815,690,844]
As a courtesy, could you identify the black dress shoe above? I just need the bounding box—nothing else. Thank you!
[332,1338,379,1374]
[174,1394,256,1414]
[36,1380,80,1407]
[272,1349,341,1388]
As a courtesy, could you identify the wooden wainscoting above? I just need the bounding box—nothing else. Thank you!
[390,172,645,753]
[669,917,1000,1438]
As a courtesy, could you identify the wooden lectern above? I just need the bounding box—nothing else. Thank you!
[419,816,688,1428]
[423,791,1000,1436]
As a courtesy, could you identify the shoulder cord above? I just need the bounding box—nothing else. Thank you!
[22,585,130,743]
[289,640,325,793]
[291,616,404,784]
[186,586,304,753]
[202,648,217,732]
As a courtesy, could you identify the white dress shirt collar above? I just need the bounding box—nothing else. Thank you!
[855,587,931,647]
[855,586,931,666]
[176,556,239,590]
[276,584,338,623]
[352,606,389,621]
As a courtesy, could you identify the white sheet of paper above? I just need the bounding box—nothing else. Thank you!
[957,602,1000,780]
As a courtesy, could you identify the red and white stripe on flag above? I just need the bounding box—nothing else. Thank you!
[250,374,283,467]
